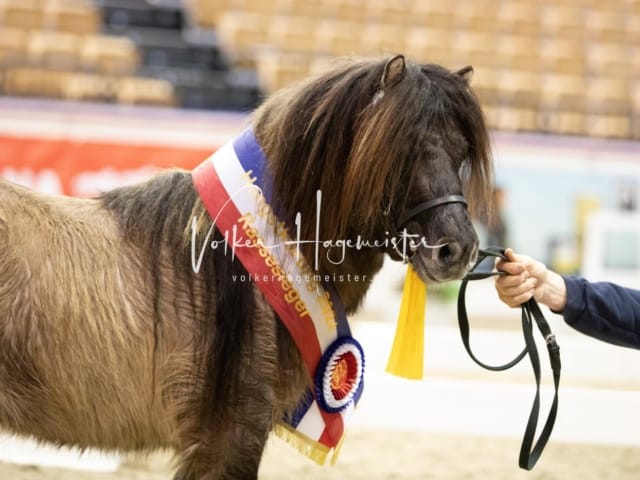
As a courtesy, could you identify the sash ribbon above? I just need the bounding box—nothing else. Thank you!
[192,128,364,464]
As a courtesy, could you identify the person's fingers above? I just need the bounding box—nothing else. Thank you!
[496,280,536,306]
[496,271,528,288]
[503,248,536,268]
[498,288,535,307]
[496,248,518,267]
[493,248,542,307]
[504,248,518,262]
[495,270,536,308]
[496,259,525,275]
[497,277,537,296]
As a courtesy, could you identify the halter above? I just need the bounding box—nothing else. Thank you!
[396,194,468,229]
[391,194,468,262]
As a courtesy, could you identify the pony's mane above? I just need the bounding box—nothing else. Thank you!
[253,57,493,268]
[100,172,265,436]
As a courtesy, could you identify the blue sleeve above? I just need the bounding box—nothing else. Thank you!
[561,276,640,349]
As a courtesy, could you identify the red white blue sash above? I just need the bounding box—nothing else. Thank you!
[192,128,364,464]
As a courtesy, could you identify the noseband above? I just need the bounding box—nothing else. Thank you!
[396,194,467,229]
[391,194,467,262]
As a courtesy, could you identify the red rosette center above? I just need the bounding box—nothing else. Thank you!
[330,351,358,400]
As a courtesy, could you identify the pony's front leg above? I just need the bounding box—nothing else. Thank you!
[172,414,272,480]
[218,414,272,480]
[173,382,274,480]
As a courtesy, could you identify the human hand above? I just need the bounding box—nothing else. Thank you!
[494,248,545,307]
[495,248,567,311]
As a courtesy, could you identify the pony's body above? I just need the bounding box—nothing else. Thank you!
[0,56,492,479]
[0,179,181,449]
[0,174,309,477]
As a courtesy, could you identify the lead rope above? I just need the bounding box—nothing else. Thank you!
[457,247,561,470]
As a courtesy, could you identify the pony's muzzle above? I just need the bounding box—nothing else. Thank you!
[430,238,479,273]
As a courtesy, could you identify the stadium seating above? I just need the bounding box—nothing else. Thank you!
[0,0,637,139]
[0,0,260,110]
[195,0,638,139]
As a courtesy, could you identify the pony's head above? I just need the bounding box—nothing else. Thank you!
[377,59,492,282]
[254,55,492,287]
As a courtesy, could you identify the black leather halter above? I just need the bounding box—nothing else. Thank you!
[396,194,468,229]
[458,248,561,470]
[390,194,467,262]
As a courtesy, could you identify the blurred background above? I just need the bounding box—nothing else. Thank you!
[0,0,639,479]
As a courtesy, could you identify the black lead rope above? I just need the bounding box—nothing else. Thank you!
[457,247,561,470]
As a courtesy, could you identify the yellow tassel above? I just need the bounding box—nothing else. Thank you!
[274,423,331,465]
[385,265,427,380]
[330,429,347,465]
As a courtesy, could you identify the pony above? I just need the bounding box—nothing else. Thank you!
[0,55,492,479]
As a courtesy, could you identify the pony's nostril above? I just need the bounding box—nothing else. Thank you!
[435,240,464,266]
[438,244,453,262]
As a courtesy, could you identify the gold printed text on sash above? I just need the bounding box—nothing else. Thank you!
[237,212,311,319]
[237,177,337,330]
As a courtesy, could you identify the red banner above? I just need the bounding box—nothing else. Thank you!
[0,135,214,197]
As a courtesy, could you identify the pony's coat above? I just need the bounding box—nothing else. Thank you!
[0,56,492,479]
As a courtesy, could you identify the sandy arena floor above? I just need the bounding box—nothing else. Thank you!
[1,430,639,480]
[2,265,639,479]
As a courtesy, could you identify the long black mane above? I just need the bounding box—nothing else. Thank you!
[101,172,260,436]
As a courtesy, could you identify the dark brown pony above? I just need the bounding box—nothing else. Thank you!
[0,55,492,479]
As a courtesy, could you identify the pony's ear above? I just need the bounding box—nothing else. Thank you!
[457,65,474,84]
[381,54,406,88]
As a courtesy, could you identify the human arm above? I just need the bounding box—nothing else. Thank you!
[561,276,640,349]
[495,248,640,349]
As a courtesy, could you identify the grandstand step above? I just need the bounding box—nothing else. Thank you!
[139,65,225,89]
[96,0,184,31]
[139,66,261,110]
[105,26,228,70]
[178,84,261,111]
